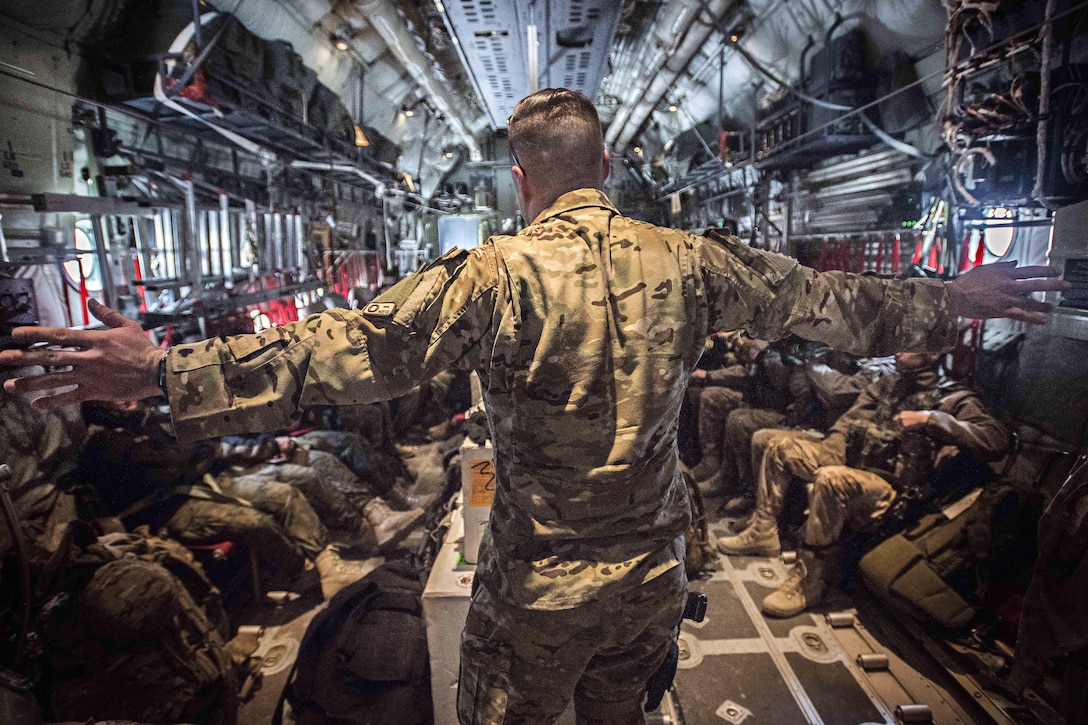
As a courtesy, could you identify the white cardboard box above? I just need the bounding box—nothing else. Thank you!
[422,503,476,725]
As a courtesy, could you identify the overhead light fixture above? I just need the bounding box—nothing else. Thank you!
[434,0,445,11]
[402,172,415,193]
[668,103,678,113]
[333,35,349,51]
[403,106,415,117]
[444,150,454,159]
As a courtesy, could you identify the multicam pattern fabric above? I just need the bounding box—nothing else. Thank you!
[164,188,958,610]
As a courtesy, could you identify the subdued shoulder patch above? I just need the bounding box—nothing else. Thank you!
[364,301,397,317]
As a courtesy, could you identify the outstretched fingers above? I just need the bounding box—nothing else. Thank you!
[1007,264,1062,279]
[27,387,89,411]
[10,325,94,349]
[1003,307,1050,326]
[0,345,85,370]
[3,368,78,395]
[88,298,141,330]
[1012,277,1070,294]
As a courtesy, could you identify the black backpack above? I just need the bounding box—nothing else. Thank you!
[274,560,433,725]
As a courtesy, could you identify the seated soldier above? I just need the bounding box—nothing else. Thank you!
[76,400,377,599]
[717,351,1011,618]
[719,352,896,516]
[0,367,87,563]
[691,336,825,498]
[678,331,749,463]
[0,371,254,722]
[226,432,425,549]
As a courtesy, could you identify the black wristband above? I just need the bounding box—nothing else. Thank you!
[157,354,169,397]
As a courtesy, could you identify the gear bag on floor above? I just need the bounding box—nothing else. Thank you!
[274,559,433,724]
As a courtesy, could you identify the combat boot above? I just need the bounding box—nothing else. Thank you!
[761,550,826,618]
[314,545,376,600]
[716,512,780,556]
[364,498,425,551]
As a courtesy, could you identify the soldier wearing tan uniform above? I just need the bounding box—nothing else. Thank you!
[718,352,1010,618]
[0,89,1067,725]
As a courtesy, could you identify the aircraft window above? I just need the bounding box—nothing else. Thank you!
[62,222,103,293]
[984,222,1015,258]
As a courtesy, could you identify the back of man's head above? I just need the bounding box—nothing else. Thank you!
[507,88,606,199]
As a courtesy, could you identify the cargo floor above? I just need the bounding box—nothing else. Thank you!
[232,450,1022,725]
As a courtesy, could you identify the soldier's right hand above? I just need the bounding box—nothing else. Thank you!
[0,299,165,410]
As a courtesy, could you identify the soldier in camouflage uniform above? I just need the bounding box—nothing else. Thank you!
[687,337,772,484]
[1,89,1066,724]
[718,352,1011,618]
[718,352,896,516]
[691,337,830,503]
[0,367,85,563]
[76,401,378,598]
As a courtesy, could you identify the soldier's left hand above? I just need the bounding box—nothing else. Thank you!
[894,410,932,429]
[947,261,1069,324]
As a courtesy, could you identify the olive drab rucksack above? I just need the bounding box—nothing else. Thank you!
[274,559,433,725]
[858,482,1039,630]
[49,557,242,724]
[33,523,249,724]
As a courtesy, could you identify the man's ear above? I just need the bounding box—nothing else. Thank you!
[512,164,530,213]
[601,149,611,182]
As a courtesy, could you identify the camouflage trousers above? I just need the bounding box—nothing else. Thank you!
[723,407,787,494]
[297,429,404,498]
[163,471,329,579]
[696,386,745,463]
[755,432,897,546]
[458,563,687,725]
[240,451,369,531]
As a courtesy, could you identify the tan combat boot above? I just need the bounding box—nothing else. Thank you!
[761,551,826,618]
[314,545,376,600]
[364,498,426,551]
[716,513,781,556]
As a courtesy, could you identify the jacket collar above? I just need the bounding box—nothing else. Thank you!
[531,188,619,225]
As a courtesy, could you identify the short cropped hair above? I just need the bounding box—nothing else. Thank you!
[507,88,606,196]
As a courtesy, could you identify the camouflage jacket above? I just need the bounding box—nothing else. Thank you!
[163,188,956,609]
[821,368,1011,470]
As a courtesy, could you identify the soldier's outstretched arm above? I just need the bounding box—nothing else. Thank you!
[0,298,163,408]
[698,229,1068,356]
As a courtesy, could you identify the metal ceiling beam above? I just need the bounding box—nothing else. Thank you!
[355,0,483,160]
[609,0,736,153]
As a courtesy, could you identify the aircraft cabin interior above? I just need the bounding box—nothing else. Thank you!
[2,0,1088,723]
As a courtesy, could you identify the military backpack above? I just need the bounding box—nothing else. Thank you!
[274,559,433,725]
[35,525,246,724]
